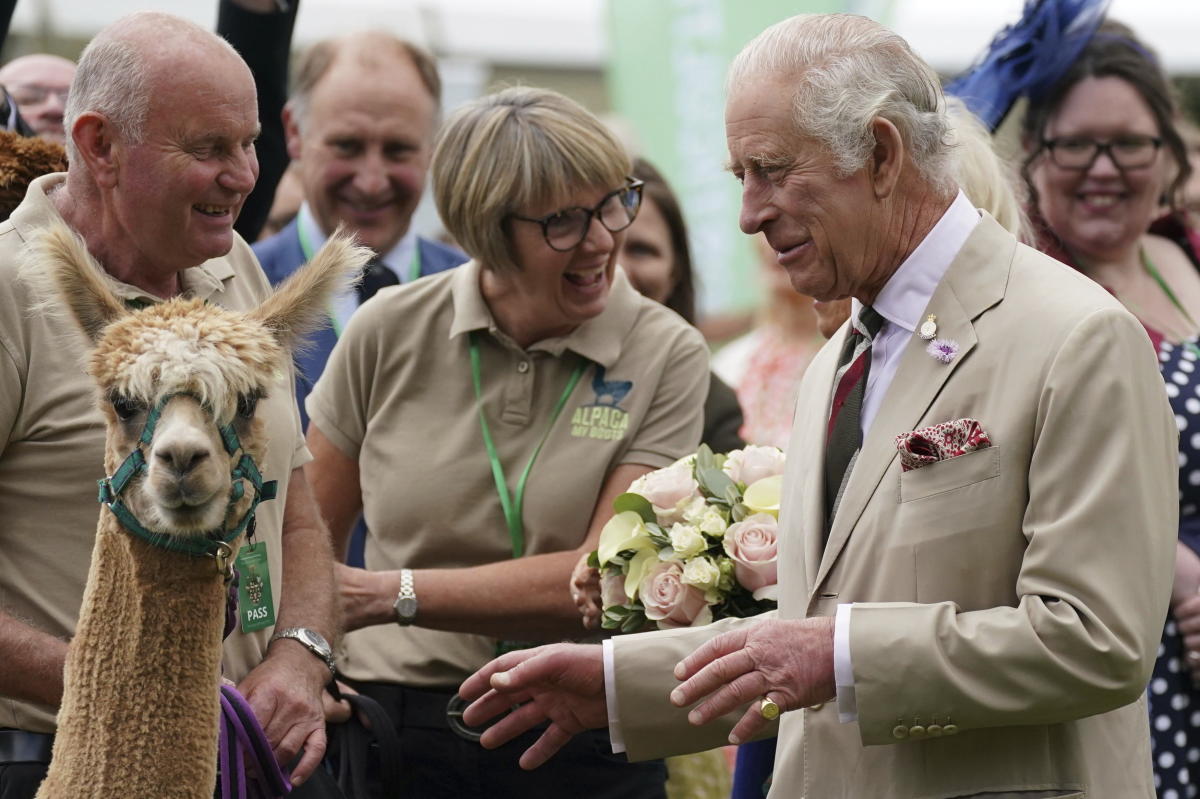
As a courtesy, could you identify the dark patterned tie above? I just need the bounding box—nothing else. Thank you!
[356,258,399,304]
[823,305,886,532]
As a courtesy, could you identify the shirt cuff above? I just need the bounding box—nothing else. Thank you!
[602,638,626,753]
[834,603,857,723]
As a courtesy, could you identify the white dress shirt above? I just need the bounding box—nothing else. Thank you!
[833,191,980,721]
[602,192,981,751]
[296,203,417,333]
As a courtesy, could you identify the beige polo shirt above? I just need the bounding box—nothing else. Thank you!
[308,260,709,687]
[0,173,310,733]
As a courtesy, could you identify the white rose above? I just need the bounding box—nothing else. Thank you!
[723,445,786,487]
[698,505,729,537]
[630,464,698,509]
[681,556,721,594]
[669,523,707,560]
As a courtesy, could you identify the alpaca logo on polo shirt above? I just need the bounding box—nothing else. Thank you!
[570,366,631,441]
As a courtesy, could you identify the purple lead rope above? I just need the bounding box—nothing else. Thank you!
[216,569,292,798]
[218,684,292,797]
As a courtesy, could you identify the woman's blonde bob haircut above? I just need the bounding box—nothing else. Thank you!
[432,86,630,273]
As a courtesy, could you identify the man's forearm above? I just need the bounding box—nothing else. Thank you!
[0,610,68,707]
[274,469,338,644]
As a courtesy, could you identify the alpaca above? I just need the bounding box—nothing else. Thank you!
[27,220,368,799]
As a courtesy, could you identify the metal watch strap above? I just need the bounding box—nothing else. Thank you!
[394,568,418,626]
[270,627,335,676]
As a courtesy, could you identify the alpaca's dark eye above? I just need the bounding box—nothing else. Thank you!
[236,393,260,419]
[109,394,144,421]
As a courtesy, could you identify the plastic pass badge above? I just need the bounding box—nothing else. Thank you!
[236,542,276,633]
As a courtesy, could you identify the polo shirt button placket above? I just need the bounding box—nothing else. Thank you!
[517,360,530,374]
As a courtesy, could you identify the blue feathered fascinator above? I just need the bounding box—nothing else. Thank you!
[945,0,1111,131]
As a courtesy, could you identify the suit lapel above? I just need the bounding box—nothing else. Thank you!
[810,215,1015,596]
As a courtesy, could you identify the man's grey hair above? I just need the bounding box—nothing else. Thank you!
[728,13,953,189]
[63,12,240,164]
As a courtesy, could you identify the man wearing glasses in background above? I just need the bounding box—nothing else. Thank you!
[0,54,74,142]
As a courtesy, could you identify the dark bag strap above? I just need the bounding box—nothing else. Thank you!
[325,686,402,798]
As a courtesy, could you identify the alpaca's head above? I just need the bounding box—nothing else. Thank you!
[27,220,369,541]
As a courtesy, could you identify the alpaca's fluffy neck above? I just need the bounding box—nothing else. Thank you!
[37,511,229,799]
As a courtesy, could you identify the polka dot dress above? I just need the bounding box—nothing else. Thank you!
[1153,339,1200,799]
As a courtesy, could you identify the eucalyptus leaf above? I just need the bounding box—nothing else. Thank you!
[724,484,742,506]
[586,550,599,569]
[612,492,656,523]
[620,609,647,634]
[697,466,736,500]
[731,503,749,523]
[696,444,716,473]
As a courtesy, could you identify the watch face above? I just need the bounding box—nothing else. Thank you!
[396,597,418,619]
[297,628,331,655]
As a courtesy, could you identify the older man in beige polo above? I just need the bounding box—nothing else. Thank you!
[459,13,1177,798]
[0,13,336,797]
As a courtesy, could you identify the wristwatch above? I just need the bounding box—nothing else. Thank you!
[394,568,418,626]
[270,627,336,676]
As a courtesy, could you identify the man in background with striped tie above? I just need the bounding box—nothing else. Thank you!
[458,12,1178,799]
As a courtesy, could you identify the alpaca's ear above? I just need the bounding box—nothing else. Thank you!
[22,220,128,343]
[251,226,370,350]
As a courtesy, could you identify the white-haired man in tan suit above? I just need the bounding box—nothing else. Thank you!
[459,13,1177,798]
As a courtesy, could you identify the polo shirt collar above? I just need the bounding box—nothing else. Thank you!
[449,260,640,367]
[853,190,980,332]
[14,172,237,305]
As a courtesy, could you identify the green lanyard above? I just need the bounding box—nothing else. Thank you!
[1140,246,1200,360]
[296,222,421,336]
[468,331,586,558]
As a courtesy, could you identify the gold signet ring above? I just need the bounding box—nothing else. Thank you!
[759,696,781,721]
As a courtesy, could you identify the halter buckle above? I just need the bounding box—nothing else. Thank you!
[214,541,236,581]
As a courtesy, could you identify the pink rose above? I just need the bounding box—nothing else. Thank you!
[723,446,786,487]
[723,513,779,596]
[631,464,700,522]
[640,561,713,629]
[600,570,629,608]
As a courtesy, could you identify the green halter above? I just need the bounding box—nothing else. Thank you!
[96,392,278,567]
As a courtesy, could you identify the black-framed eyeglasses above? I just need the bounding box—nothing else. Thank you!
[1041,135,1163,170]
[7,84,69,105]
[510,177,644,252]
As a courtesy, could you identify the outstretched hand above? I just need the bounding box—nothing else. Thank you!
[459,643,608,770]
[670,617,836,744]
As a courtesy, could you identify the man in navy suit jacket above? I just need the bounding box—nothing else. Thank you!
[254,32,467,431]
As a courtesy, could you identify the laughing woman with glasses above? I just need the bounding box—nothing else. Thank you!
[303,86,707,798]
[1022,21,1200,793]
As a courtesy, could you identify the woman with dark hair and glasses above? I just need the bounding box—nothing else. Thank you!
[303,86,707,798]
[1021,21,1200,792]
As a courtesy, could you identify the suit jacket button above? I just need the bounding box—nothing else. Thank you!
[926,724,942,737]
[892,725,908,740]
[908,725,926,739]
[942,724,959,736]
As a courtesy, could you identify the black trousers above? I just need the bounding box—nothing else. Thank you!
[347,680,668,799]
[0,763,46,799]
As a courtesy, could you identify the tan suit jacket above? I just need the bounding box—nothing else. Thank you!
[612,217,1178,798]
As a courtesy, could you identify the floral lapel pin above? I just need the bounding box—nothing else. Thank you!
[926,338,958,364]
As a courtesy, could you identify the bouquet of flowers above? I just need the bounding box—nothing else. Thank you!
[590,444,784,632]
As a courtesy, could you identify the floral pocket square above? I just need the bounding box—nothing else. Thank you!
[895,418,991,472]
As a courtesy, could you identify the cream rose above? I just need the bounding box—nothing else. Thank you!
[669,523,706,560]
[640,561,713,629]
[723,445,786,487]
[682,556,722,602]
[723,513,780,599]
[631,464,700,525]
[697,506,729,537]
